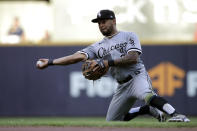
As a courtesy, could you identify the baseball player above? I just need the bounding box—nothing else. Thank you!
[37,9,190,122]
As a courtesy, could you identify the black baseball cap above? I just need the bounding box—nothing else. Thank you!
[91,9,116,23]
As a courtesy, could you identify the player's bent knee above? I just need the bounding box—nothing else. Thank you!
[106,116,123,121]
[144,93,155,104]
[148,95,168,111]
[106,117,115,121]
[106,117,116,121]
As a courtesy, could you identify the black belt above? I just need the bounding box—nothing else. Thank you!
[117,75,133,84]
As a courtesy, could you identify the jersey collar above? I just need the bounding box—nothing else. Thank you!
[105,31,120,39]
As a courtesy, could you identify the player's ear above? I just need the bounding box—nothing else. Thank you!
[113,19,116,23]
[112,19,116,25]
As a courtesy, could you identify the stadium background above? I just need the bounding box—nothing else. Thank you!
[0,0,197,117]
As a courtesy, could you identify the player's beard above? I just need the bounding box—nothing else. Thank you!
[100,24,114,36]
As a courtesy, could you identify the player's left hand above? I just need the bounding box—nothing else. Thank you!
[82,59,109,80]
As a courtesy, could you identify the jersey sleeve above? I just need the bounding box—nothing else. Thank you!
[126,32,142,54]
[78,45,97,59]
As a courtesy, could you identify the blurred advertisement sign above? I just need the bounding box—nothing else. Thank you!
[70,72,117,98]
[149,62,185,96]
[187,71,197,97]
[0,45,197,116]
[69,63,197,98]
[53,0,197,41]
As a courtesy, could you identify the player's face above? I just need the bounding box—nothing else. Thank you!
[98,19,115,36]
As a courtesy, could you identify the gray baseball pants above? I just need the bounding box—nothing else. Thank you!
[106,68,155,121]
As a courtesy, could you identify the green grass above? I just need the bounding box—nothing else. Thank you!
[0,117,197,128]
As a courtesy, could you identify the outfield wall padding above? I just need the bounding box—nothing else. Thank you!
[0,45,197,116]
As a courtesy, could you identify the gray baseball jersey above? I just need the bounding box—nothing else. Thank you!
[79,31,155,121]
[79,31,144,81]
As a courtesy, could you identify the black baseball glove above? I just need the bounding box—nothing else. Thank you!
[82,59,108,80]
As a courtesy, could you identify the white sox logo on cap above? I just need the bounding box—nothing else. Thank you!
[97,12,101,18]
[92,9,115,23]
